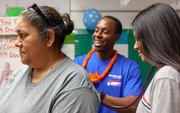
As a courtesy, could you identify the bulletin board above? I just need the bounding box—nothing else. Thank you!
[0,0,70,85]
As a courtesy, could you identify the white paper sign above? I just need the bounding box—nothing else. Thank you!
[0,0,70,85]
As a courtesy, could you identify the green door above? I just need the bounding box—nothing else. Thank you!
[73,29,92,58]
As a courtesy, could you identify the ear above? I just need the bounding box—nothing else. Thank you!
[114,34,120,43]
[46,29,55,47]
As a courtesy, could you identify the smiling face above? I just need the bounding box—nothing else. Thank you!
[133,31,147,63]
[15,16,48,67]
[92,18,120,53]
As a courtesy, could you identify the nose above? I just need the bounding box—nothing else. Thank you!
[134,41,139,50]
[14,37,22,47]
[97,31,102,37]
[93,31,102,39]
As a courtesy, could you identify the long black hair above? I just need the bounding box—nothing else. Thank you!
[132,3,180,72]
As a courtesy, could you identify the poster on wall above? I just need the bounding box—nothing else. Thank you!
[0,0,70,85]
[0,35,19,84]
[0,0,70,17]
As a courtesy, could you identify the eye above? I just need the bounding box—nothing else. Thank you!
[103,32,108,34]
[94,28,99,33]
[19,33,26,39]
[103,30,108,34]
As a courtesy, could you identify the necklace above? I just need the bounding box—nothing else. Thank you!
[82,48,117,83]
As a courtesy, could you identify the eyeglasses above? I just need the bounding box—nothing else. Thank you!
[28,3,51,25]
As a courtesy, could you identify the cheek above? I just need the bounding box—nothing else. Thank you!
[107,36,116,44]
[22,46,42,65]
[92,33,96,39]
[23,41,41,59]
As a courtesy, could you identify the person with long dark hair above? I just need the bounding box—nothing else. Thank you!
[132,3,180,113]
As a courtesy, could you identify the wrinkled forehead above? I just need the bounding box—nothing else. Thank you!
[15,17,27,32]
[15,16,36,33]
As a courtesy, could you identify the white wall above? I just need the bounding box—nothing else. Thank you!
[70,0,179,58]
[71,0,178,29]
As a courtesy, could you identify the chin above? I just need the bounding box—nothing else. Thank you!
[94,46,102,51]
[21,58,28,65]
[21,61,27,65]
[141,57,148,63]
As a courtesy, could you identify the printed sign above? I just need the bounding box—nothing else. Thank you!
[0,0,70,85]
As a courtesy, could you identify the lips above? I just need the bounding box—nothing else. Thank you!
[19,50,25,53]
[94,40,104,47]
[138,51,143,57]
[19,50,25,56]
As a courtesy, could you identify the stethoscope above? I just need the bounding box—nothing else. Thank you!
[101,66,155,109]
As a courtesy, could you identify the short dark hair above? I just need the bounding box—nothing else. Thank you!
[103,16,122,35]
[132,3,180,72]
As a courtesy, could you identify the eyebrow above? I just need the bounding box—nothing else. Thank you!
[15,29,25,33]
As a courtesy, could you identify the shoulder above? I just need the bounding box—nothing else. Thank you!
[73,54,88,60]
[55,57,96,92]
[116,54,140,69]
[8,65,29,78]
[63,56,85,71]
[63,56,90,80]
[73,54,88,64]
[155,66,180,83]
[117,54,137,63]
[2,65,30,86]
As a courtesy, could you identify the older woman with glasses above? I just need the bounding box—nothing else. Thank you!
[0,4,100,113]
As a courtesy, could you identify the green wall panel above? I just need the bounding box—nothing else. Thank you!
[73,29,92,57]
